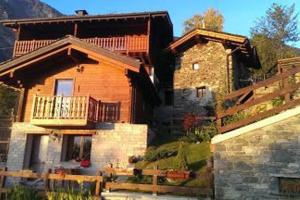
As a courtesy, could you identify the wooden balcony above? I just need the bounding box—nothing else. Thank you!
[13,35,148,57]
[31,95,98,126]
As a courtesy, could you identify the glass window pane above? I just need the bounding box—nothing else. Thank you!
[55,79,73,96]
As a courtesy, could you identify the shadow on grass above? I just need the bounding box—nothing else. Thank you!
[188,159,207,172]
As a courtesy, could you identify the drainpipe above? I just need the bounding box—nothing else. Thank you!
[226,46,242,93]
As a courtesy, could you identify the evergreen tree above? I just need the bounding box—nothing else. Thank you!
[251,3,300,75]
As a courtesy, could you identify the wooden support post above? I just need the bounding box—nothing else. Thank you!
[16,88,25,122]
[0,167,7,199]
[152,165,158,196]
[95,171,102,199]
[44,169,51,192]
[283,77,291,103]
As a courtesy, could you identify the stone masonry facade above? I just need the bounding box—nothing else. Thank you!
[214,114,300,199]
[173,41,230,121]
[6,123,152,175]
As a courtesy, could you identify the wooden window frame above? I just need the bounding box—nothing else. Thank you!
[61,134,92,162]
[52,77,75,96]
[196,86,207,98]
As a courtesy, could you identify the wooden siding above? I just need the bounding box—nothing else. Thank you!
[22,61,132,123]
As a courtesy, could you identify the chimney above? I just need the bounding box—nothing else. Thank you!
[75,10,88,16]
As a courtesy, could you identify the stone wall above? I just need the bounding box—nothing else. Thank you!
[6,123,151,174]
[173,42,229,121]
[91,123,151,171]
[213,114,300,199]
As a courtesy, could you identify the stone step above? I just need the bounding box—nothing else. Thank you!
[102,192,202,200]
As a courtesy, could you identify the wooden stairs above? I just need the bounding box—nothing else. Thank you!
[217,57,300,133]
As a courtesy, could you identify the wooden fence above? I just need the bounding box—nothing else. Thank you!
[0,167,213,199]
[217,64,300,133]
[103,166,213,197]
[0,168,103,199]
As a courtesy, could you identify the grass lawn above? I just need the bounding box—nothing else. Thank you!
[134,132,212,187]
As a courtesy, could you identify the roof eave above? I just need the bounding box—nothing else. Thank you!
[0,11,171,28]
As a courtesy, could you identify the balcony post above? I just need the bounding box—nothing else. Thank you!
[30,94,37,120]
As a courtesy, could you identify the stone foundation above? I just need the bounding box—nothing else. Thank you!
[6,122,152,174]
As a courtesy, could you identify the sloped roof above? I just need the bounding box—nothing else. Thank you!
[0,35,141,76]
[0,11,172,28]
[168,28,249,51]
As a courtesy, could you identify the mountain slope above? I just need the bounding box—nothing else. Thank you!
[0,0,62,62]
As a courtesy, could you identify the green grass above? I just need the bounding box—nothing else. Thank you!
[134,132,212,187]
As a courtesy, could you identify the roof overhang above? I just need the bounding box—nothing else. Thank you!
[167,28,261,69]
[0,35,141,78]
[0,11,172,29]
[168,29,248,51]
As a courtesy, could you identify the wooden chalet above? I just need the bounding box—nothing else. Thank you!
[0,11,173,127]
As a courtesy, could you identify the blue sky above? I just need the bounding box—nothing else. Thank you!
[42,0,300,47]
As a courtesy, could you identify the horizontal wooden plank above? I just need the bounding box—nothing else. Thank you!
[105,182,212,196]
[220,98,300,133]
[0,171,103,182]
[224,65,300,100]
[218,81,300,118]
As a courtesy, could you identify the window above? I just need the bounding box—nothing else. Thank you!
[165,90,173,106]
[61,135,92,161]
[192,63,200,70]
[55,79,73,96]
[196,86,207,98]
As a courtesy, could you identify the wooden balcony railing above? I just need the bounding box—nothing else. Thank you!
[13,35,148,57]
[31,95,98,126]
[217,63,300,133]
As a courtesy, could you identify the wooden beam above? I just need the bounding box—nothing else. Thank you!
[16,88,25,122]
[0,47,69,77]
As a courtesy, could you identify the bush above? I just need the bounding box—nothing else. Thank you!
[174,142,188,170]
[187,121,218,142]
[144,147,177,162]
[182,113,198,132]
[272,97,284,107]
[223,111,248,125]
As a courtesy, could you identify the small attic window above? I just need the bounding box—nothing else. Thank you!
[192,63,200,70]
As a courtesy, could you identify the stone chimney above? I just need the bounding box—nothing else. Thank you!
[75,10,88,16]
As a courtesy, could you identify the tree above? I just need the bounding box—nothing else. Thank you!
[183,8,224,33]
[251,3,300,75]
[0,85,18,116]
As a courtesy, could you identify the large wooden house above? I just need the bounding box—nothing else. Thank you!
[0,11,173,174]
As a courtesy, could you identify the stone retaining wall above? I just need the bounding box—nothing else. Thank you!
[213,114,300,199]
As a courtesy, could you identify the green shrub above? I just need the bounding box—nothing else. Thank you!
[174,142,188,170]
[223,111,248,125]
[187,121,218,142]
[144,147,177,162]
[8,185,40,200]
[272,97,284,107]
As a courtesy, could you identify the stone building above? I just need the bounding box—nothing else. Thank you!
[212,105,300,199]
[167,29,260,123]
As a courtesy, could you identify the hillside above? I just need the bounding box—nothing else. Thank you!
[0,0,62,62]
